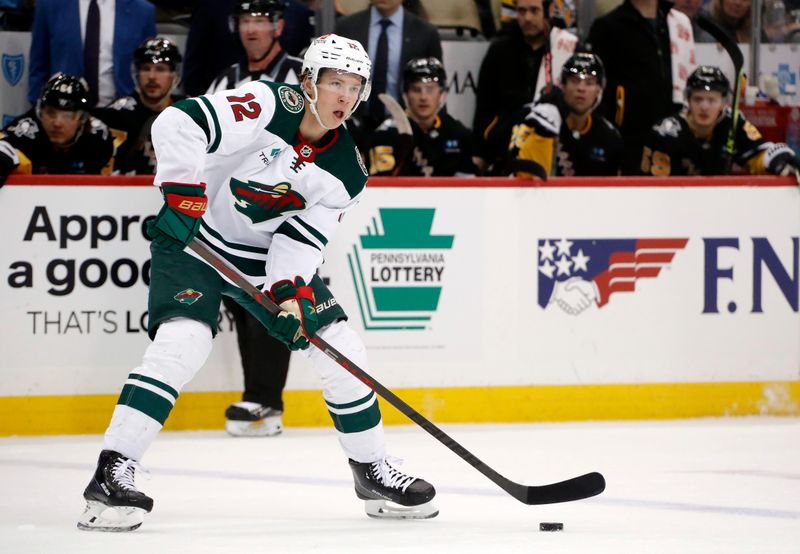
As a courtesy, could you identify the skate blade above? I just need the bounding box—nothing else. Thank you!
[225,418,282,437]
[364,499,439,520]
[77,501,146,532]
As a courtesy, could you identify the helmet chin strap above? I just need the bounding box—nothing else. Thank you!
[302,81,361,131]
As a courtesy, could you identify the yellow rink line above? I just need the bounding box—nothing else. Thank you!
[2,381,798,436]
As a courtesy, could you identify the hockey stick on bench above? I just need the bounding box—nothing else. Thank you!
[696,13,745,174]
[189,238,606,505]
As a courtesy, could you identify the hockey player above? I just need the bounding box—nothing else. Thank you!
[640,65,800,177]
[77,34,437,532]
[206,0,303,94]
[96,38,185,175]
[0,73,113,184]
[368,57,477,177]
[507,52,623,177]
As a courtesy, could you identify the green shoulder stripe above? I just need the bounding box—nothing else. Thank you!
[198,96,222,153]
[314,128,368,199]
[173,99,210,144]
[259,81,304,144]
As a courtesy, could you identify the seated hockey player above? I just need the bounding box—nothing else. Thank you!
[0,73,113,184]
[368,57,477,177]
[507,52,623,178]
[95,37,185,175]
[77,34,437,533]
[640,65,800,177]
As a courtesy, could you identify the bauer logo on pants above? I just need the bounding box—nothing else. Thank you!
[537,238,688,315]
[347,208,454,330]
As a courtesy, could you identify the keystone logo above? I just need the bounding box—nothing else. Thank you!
[347,208,454,330]
[174,288,203,305]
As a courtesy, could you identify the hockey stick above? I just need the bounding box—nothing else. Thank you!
[696,13,745,173]
[378,93,414,177]
[188,238,606,505]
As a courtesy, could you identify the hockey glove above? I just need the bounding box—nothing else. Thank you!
[267,277,319,351]
[147,182,208,252]
[523,102,563,138]
[764,143,800,177]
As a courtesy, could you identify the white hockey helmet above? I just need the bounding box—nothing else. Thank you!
[302,33,372,103]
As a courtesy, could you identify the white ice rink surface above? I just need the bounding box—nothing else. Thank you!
[1,417,798,554]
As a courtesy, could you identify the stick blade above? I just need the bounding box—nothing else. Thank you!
[523,471,606,505]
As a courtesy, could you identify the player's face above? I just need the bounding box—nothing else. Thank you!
[238,15,283,61]
[688,90,725,125]
[39,106,83,146]
[516,0,547,42]
[562,74,601,116]
[406,81,444,120]
[722,0,751,20]
[137,62,175,103]
[312,70,364,127]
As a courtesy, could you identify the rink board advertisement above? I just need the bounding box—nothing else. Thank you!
[1,177,799,434]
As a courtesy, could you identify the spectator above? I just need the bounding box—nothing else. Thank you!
[335,0,442,133]
[762,0,800,43]
[95,37,184,175]
[587,0,696,175]
[640,65,800,176]
[28,0,156,108]
[0,73,114,185]
[206,0,300,438]
[473,0,577,175]
[369,57,477,177]
[700,0,752,43]
[181,0,243,97]
[673,0,715,42]
[207,0,303,94]
[508,52,624,177]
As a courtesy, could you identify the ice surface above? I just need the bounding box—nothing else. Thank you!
[1,418,798,553]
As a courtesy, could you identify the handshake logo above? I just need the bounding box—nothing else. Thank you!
[537,238,688,315]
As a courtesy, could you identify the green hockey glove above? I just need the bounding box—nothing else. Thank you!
[147,182,208,252]
[267,277,319,351]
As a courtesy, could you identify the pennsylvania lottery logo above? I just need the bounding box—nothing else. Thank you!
[348,208,454,330]
[538,238,688,315]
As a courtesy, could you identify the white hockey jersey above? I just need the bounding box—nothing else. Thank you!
[150,80,369,289]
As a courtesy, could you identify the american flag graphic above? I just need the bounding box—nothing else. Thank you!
[537,238,689,309]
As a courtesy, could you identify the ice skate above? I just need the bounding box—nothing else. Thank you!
[77,450,153,532]
[349,457,438,519]
[225,401,283,437]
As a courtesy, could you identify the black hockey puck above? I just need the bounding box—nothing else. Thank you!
[539,522,564,532]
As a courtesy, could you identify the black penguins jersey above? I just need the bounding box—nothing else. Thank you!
[96,93,185,175]
[508,109,623,177]
[640,109,771,176]
[0,109,114,176]
[368,112,477,177]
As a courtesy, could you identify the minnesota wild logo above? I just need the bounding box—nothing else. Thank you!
[174,288,203,305]
[229,178,307,223]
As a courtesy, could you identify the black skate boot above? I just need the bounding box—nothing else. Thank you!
[225,401,283,437]
[77,450,153,532]
[349,457,438,519]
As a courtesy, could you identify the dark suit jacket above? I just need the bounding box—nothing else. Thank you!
[334,8,443,91]
[27,0,156,105]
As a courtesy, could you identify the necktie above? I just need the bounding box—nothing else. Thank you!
[368,18,391,123]
[84,0,100,106]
